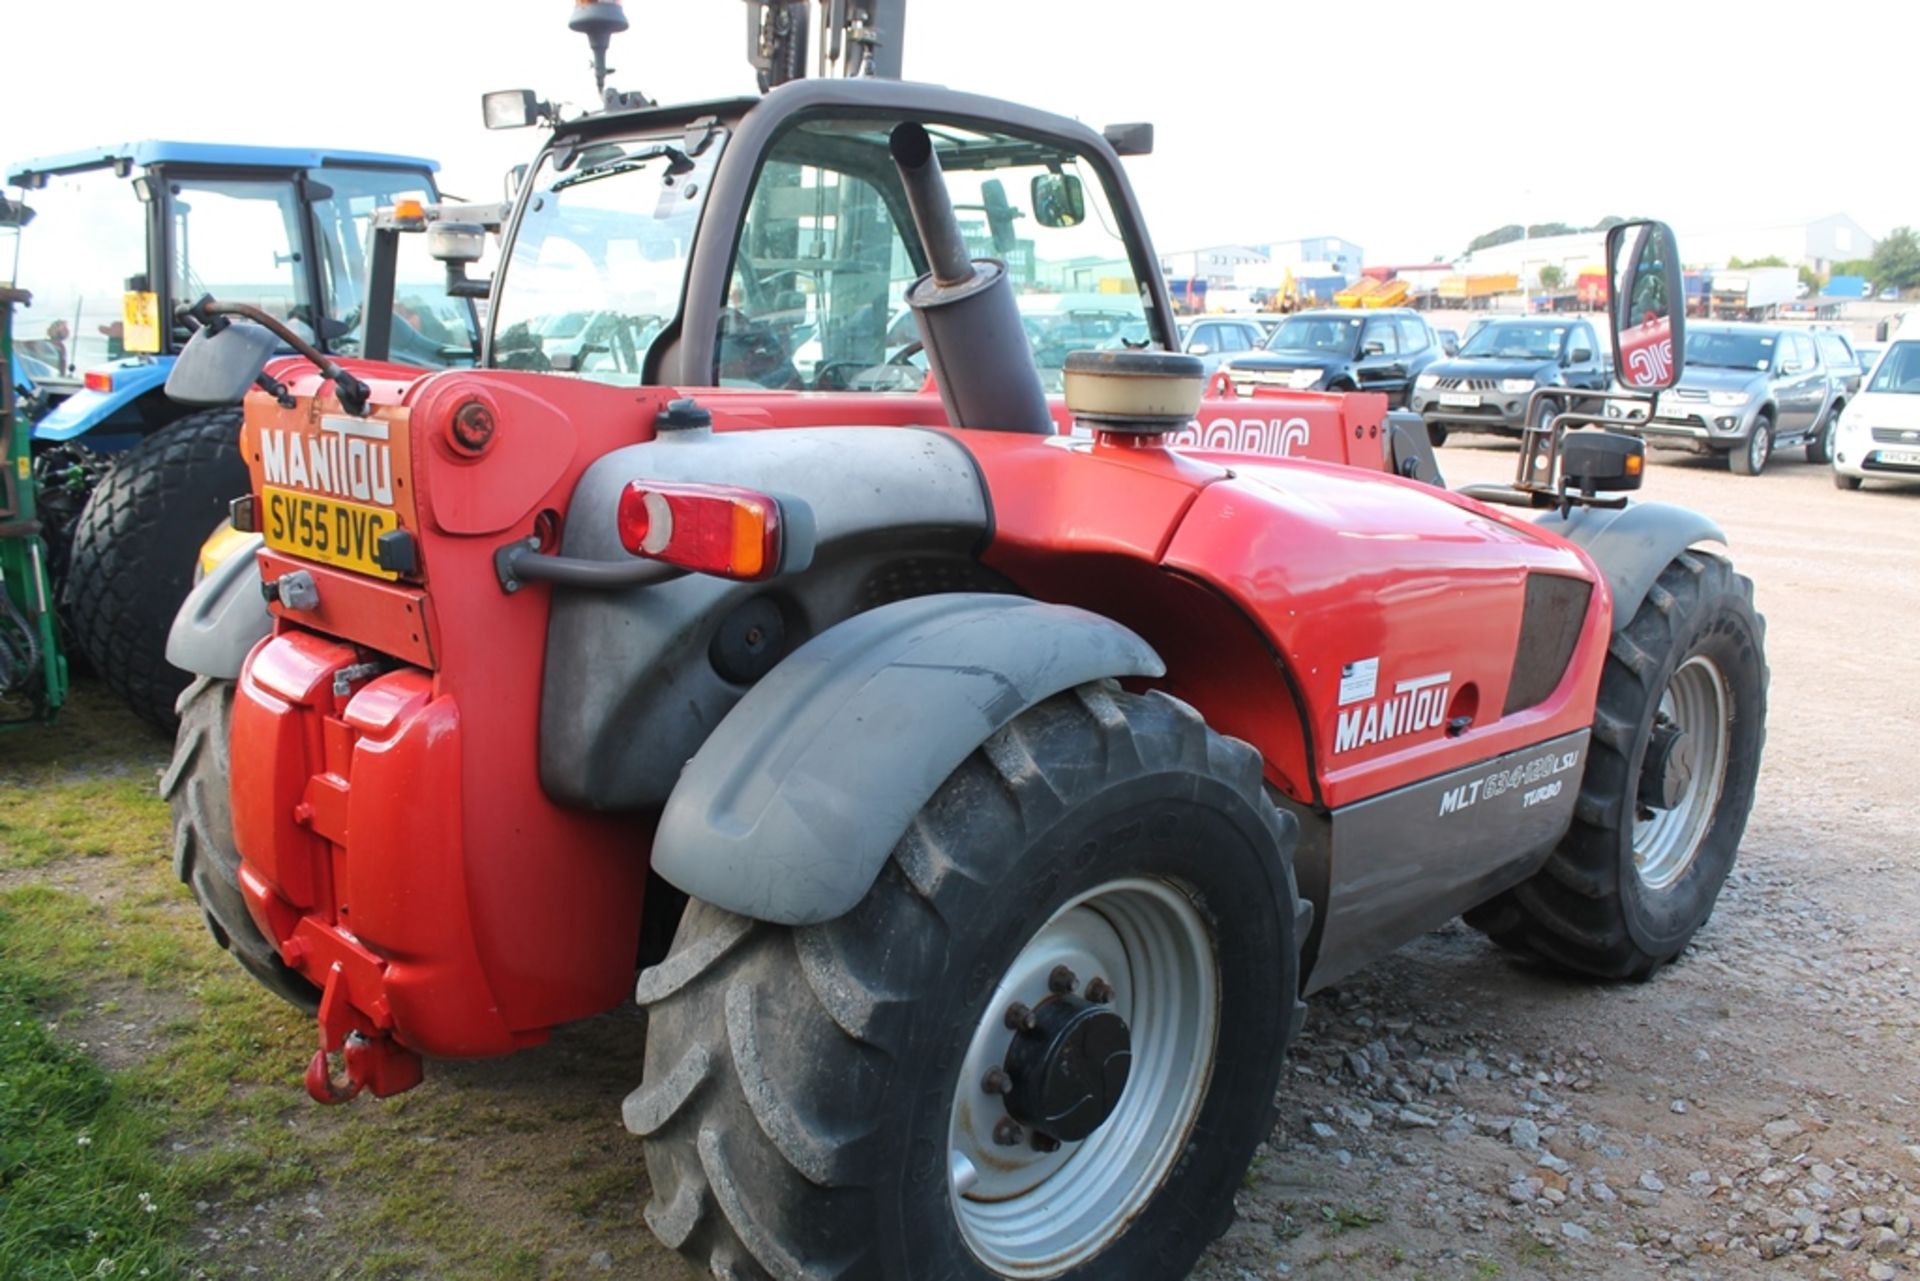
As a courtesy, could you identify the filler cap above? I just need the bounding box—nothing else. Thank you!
[1063,349,1204,436]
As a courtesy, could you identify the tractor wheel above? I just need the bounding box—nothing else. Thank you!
[1806,402,1840,464]
[161,676,319,1011]
[66,408,248,730]
[1465,552,1766,979]
[630,684,1307,1281]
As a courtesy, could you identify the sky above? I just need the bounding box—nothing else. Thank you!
[2,1,1908,264]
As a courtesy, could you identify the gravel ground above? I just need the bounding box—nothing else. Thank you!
[1192,438,1920,1281]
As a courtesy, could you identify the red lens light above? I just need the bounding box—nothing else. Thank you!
[616,481,782,580]
[84,371,114,393]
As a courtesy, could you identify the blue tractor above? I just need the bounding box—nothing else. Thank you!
[5,141,444,727]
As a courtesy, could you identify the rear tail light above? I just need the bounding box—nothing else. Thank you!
[616,481,782,580]
[84,371,114,393]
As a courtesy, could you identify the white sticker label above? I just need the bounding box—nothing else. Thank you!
[1338,658,1379,707]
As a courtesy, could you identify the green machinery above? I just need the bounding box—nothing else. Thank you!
[1,284,67,725]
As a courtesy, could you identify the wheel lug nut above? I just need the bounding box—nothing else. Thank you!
[1085,977,1114,1004]
[1030,1131,1061,1153]
[1048,965,1077,995]
[1004,1001,1036,1032]
[993,1117,1025,1147]
[981,1067,1011,1096]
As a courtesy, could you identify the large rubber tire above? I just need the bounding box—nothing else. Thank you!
[161,676,319,1011]
[630,684,1306,1281]
[1465,552,1767,979]
[1729,413,1772,476]
[1832,470,1863,491]
[66,408,249,730]
[1806,401,1839,464]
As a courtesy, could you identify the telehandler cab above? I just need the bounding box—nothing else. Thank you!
[159,7,1764,1277]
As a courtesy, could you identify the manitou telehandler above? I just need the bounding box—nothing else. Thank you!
[157,5,1763,1277]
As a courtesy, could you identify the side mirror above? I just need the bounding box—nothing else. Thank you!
[1569,347,1593,363]
[1187,342,1211,356]
[1361,340,1386,357]
[1606,219,1685,391]
[165,320,279,407]
[482,89,542,130]
[1030,173,1085,229]
[982,179,1019,255]
[1102,122,1155,157]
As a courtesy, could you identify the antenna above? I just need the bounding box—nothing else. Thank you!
[569,1,630,97]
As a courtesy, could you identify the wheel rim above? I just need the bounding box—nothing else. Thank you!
[1749,424,1770,471]
[948,877,1219,1277]
[1633,655,1732,890]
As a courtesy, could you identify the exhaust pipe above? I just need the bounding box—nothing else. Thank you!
[889,123,1053,435]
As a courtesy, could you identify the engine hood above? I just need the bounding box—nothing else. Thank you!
[1425,356,1557,382]
[1225,352,1348,375]
[1674,365,1768,396]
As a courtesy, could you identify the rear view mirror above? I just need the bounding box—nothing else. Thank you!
[1030,173,1085,229]
[982,179,1018,255]
[482,89,542,130]
[165,320,279,407]
[1607,220,1685,391]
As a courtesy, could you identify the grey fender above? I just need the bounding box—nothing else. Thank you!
[165,534,271,680]
[1535,501,1725,631]
[650,592,1165,926]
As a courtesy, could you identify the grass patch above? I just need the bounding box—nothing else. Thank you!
[0,775,164,869]
[0,978,192,1279]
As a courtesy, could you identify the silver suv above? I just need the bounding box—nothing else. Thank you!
[1635,323,1846,476]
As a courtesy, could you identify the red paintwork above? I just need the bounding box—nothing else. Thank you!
[227,355,1608,1092]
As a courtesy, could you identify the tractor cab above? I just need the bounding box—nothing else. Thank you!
[4,142,449,446]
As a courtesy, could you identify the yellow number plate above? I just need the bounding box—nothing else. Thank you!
[262,485,399,581]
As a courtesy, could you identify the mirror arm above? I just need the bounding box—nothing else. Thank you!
[182,295,373,416]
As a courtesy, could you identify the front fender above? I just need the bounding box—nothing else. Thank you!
[650,593,1164,926]
[1535,500,1725,631]
[32,358,174,443]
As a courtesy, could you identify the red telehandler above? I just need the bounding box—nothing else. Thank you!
[158,6,1763,1277]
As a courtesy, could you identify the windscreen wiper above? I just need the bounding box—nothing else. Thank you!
[550,144,694,192]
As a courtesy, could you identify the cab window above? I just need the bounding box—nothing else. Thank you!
[722,117,1150,392]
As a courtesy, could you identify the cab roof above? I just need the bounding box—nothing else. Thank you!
[7,140,438,186]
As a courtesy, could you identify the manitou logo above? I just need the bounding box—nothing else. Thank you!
[1332,671,1450,754]
[260,416,395,506]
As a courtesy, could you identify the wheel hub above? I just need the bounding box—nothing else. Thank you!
[1002,993,1132,1143]
[1639,715,1694,811]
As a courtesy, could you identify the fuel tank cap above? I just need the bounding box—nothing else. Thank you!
[1062,349,1204,436]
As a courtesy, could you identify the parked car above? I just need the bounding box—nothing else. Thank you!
[1810,329,1863,397]
[1408,316,1611,445]
[1634,322,1843,475]
[1832,332,1920,490]
[1220,307,1442,406]
[1178,315,1267,376]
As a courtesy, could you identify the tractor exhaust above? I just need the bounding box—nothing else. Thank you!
[888,123,1053,435]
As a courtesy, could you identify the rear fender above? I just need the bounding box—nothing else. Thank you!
[650,593,1163,925]
[31,360,174,443]
[1535,501,1724,631]
[166,534,271,680]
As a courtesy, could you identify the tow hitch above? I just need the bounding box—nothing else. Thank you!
[303,963,423,1104]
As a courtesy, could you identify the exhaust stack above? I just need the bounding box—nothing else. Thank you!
[889,123,1053,435]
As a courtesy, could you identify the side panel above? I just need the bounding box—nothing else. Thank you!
[30,359,173,444]
[1307,729,1590,993]
[1162,465,1609,808]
